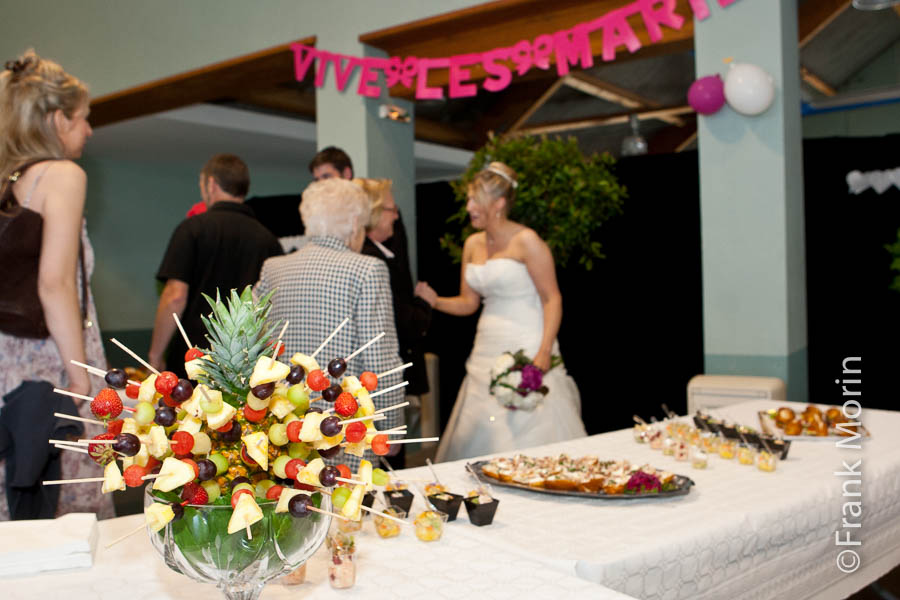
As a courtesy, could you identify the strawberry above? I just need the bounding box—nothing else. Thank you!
[170,431,194,455]
[231,488,253,509]
[265,485,285,500]
[359,371,378,392]
[286,420,303,443]
[240,445,257,466]
[370,433,390,456]
[345,421,367,443]
[216,420,234,433]
[242,405,267,423]
[306,369,329,392]
[87,432,116,465]
[125,384,140,399]
[334,392,358,417]
[91,388,123,421]
[285,458,306,480]
[106,419,124,436]
[123,465,148,487]
[181,482,209,505]
[162,394,179,408]
[266,339,286,357]
[184,347,204,362]
[155,371,178,395]
[336,464,351,484]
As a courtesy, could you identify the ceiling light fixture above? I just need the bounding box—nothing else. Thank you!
[851,0,900,10]
[620,114,648,157]
[379,104,410,122]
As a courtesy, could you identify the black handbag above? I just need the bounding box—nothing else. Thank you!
[0,160,87,338]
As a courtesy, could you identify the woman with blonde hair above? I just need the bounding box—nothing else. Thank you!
[0,50,113,519]
[418,161,585,462]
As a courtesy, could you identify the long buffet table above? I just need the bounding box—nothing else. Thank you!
[5,400,899,599]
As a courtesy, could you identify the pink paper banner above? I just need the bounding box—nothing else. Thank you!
[291,0,736,100]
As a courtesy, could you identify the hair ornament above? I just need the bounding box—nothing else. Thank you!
[483,165,518,189]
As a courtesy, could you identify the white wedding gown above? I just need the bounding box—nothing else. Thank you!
[435,258,586,462]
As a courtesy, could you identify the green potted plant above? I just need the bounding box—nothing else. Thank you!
[441,134,626,270]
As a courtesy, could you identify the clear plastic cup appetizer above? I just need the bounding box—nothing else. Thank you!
[691,450,708,470]
[414,510,448,542]
[326,532,356,589]
[737,445,756,466]
[757,450,777,472]
[374,507,405,538]
[718,439,736,460]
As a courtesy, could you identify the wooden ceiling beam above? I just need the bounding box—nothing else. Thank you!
[563,71,685,126]
[360,0,696,99]
[90,37,315,127]
[231,87,317,119]
[801,66,837,96]
[512,104,693,136]
[507,78,568,133]
[798,0,850,48]
[414,117,481,149]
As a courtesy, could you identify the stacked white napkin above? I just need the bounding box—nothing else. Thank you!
[0,513,98,577]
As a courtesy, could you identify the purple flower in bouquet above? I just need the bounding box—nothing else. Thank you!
[520,364,544,391]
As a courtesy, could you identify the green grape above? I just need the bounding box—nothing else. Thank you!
[232,482,255,496]
[331,486,351,509]
[272,455,292,479]
[287,384,310,412]
[209,453,229,475]
[268,423,289,446]
[191,432,212,455]
[255,479,276,497]
[288,442,309,460]
[133,401,155,426]
[371,468,389,486]
[199,394,223,414]
[201,479,220,502]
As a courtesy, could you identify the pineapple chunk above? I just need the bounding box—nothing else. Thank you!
[153,457,195,492]
[248,356,290,388]
[356,389,375,416]
[184,356,211,380]
[297,458,325,486]
[313,432,344,450]
[343,441,366,457]
[357,460,374,492]
[298,412,325,442]
[245,390,270,411]
[242,431,269,471]
[341,376,363,395]
[180,385,210,419]
[121,417,138,436]
[269,396,294,420]
[289,352,320,374]
[228,493,263,534]
[147,425,170,459]
[101,461,125,494]
[178,416,203,435]
[274,488,311,513]
[206,401,236,430]
[341,484,364,521]
[131,443,150,468]
[192,432,211,455]
[145,503,175,532]
[138,374,159,404]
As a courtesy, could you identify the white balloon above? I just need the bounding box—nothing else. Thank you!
[724,62,775,116]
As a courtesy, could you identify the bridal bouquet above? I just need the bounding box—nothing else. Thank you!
[489,349,562,411]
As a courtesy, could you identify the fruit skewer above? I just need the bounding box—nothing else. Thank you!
[374,400,409,414]
[267,320,290,365]
[70,359,141,387]
[344,331,385,362]
[53,411,105,426]
[377,362,413,379]
[369,381,409,399]
[172,312,192,349]
[53,388,136,412]
[43,476,107,485]
[53,443,89,455]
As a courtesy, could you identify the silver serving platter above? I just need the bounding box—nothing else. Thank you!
[468,460,695,500]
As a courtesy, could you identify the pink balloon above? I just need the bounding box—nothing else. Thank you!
[688,74,726,115]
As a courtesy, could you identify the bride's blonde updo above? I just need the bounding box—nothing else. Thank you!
[470,161,518,215]
[0,49,88,176]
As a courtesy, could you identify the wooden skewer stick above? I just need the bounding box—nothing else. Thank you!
[172,313,192,349]
[311,317,350,359]
[381,425,407,433]
[110,337,160,375]
[246,525,253,540]
[105,523,147,549]
[54,388,92,402]
[270,320,290,365]
[374,400,409,414]
[49,438,87,446]
[387,437,440,445]
[54,412,105,426]
[308,505,352,522]
[426,457,442,486]
[71,359,140,386]
[370,381,409,399]
[43,477,105,485]
[340,413,386,426]
[141,473,161,480]
[364,505,410,526]
[377,362,413,379]
[78,438,118,444]
[54,444,89,455]
[344,332,385,362]
[335,476,366,486]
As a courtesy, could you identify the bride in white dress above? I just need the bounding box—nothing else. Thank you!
[416,162,586,462]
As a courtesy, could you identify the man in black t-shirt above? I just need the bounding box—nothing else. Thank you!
[148,154,283,377]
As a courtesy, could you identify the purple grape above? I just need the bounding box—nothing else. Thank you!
[320,415,342,437]
[251,382,275,400]
[318,465,339,487]
[197,459,216,481]
[154,406,176,427]
[104,368,127,389]
[327,357,347,378]
[171,378,194,402]
[112,433,140,456]
[171,503,184,521]
[288,494,312,518]
[221,422,242,443]
[229,476,251,489]
[322,383,343,403]
[286,364,305,385]
[317,445,341,459]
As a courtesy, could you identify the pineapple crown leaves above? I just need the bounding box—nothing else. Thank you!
[198,286,281,400]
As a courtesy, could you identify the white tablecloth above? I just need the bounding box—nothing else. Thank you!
[5,399,898,599]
